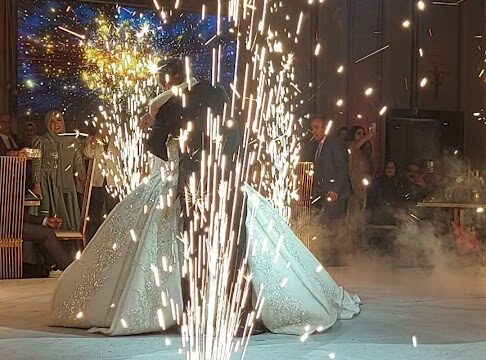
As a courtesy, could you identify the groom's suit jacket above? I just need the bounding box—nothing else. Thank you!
[146,80,243,190]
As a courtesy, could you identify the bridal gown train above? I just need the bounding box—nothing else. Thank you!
[48,142,360,336]
[47,140,184,335]
[245,185,360,335]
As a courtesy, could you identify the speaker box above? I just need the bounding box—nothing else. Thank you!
[386,109,464,171]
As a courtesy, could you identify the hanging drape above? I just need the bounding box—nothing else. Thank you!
[0,0,17,114]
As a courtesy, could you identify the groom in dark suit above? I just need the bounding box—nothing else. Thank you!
[145,59,263,333]
[1,149,72,276]
[146,59,241,188]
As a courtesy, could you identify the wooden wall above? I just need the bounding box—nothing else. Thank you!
[305,0,485,168]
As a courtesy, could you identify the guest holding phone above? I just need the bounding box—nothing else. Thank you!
[347,124,376,225]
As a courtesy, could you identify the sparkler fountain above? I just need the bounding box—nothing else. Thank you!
[173,1,308,358]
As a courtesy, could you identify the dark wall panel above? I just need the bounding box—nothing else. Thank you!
[417,4,461,111]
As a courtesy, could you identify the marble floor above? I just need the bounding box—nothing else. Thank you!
[1,264,485,360]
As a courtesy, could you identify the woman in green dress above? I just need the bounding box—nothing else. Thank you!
[32,110,85,230]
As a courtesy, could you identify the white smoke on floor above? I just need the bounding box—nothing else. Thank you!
[293,211,486,297]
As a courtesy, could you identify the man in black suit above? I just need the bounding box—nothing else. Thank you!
[311,117,351,221]
[0,113,26,156]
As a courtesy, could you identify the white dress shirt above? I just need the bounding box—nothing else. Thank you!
[315,137,325,162]
[83,136,119,188]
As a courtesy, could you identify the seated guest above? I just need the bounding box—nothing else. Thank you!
[22,213,73,278]
[1,114,36,193]
[1,150,72,277]
[83,127,119,241]
[31,110,85,230]
[366,161,402,225]
[0,113,26,156]
[401,162,429,203]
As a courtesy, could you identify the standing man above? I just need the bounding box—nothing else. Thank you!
[311,117,352,265]
[311,117,351,220]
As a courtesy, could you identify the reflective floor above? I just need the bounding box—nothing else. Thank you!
[1,264,485,360]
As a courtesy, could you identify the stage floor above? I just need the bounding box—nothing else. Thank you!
[1,265,485,360]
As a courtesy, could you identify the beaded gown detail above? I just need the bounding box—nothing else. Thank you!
[245,185,361,335]
[47,140,183,335]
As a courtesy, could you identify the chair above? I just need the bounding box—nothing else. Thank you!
[54,158,95,248]
[0,156,27,279]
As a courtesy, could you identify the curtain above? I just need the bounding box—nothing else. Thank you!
[0,0,17,114]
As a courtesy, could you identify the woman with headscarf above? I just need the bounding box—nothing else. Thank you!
[31,110,85,230]
[347,125,375,224]
[23,121,39,147]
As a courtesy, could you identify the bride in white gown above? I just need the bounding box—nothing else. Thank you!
[48,90,360,337]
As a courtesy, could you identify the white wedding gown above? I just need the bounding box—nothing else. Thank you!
[48,142,360,336]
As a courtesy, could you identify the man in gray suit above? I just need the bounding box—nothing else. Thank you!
[311,117,352,221]
[310,117,352,265]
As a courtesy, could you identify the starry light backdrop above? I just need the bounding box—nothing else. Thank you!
[17,0,236,129]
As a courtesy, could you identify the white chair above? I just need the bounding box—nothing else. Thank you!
[0,156,27,279]
[54,159,95,248]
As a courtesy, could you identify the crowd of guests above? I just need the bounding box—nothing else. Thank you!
[305,117,433,262]
[307,117,431,222]
[0,111,118,277]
